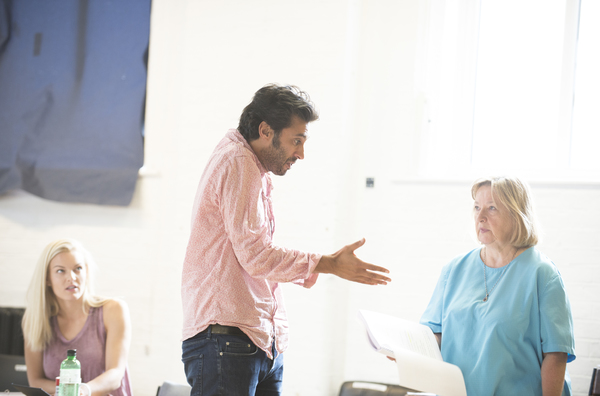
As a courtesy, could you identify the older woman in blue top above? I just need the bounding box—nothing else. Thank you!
[420,176,575,396]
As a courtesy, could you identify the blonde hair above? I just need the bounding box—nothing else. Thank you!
[471,176,539,249]
[22,238,109,351]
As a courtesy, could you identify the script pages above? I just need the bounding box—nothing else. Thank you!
[358,309,467,396]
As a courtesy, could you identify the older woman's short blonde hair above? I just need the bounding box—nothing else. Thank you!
[471,176,539,249]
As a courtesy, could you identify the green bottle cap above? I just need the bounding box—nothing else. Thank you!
[67,349,77,357]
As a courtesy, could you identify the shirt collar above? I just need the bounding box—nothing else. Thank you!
[226,129,269,176]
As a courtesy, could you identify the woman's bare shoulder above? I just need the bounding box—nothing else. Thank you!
[101,298,130,324]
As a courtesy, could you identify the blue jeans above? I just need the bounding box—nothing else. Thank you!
[182,328,284,396]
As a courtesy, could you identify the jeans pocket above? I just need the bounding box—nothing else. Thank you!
[223,340,258,356]
[182,353,203,396]
[182,337,211,396]
[182,335,211,361]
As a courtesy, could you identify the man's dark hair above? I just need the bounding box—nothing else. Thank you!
[238,84,319,142]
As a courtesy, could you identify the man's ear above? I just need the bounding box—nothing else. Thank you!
[258,121,274,141]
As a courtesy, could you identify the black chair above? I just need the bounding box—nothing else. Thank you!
[339,381,416,396]
[590,365,600,396]
[0,307,25,355]
[0,354,28,391]
[156,381,192,396]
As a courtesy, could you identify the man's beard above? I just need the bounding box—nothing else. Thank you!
[261,134,295,175]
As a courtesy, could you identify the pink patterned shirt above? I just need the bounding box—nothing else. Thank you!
[181,129,321,359]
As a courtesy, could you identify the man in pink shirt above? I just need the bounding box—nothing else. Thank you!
[181,84,391,396]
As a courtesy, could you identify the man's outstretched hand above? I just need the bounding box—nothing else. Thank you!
[314,238,391,285]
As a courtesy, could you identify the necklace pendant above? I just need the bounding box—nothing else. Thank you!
[483,295,488,302]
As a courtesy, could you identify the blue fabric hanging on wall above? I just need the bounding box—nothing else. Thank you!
[0,0,150,206]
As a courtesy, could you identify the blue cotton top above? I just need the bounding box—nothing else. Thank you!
[420,246,575,396]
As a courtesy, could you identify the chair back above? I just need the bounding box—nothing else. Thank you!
[156,381,192,396]
[0,354,28,392]
[590,366,600,396]
[339,381,415,396]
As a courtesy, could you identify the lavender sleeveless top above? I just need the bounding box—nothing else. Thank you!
[43,306,132,396]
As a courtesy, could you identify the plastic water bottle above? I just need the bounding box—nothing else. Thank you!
[59,349,80,396]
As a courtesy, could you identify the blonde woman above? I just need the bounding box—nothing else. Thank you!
[420,177,575,396]
[22,239,132,396]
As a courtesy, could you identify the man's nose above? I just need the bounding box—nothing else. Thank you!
[295,144,305,160]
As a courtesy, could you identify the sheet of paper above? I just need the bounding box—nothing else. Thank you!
[394,348,467,396]
[358,309,442,360]
[358,309,467,396]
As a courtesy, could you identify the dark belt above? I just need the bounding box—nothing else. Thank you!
[202,324,246,336]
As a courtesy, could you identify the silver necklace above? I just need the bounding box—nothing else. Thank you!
[482,248,517,302]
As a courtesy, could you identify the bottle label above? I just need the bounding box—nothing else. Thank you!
[59,368,81,383]
[59,383,79,396]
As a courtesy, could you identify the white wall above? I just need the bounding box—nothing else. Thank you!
[1,1,598,395]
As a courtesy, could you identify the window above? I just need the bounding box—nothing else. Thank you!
[570,0,600,172]
[417,0,598,182]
